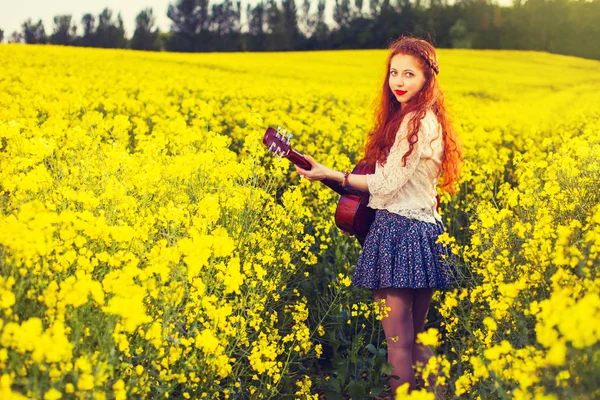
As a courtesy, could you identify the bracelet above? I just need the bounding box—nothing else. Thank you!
[342,171,350,187]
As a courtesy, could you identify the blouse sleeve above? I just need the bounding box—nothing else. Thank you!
[366,115,425,197]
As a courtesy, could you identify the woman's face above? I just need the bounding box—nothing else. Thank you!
[388,53,427,106]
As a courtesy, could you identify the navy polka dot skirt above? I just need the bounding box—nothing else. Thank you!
[352,209,455,290]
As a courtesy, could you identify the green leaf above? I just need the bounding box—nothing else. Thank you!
[366,343,378,356]
[335,359,349,384]
[347,380,367,399]
[380,361,393,375]
[327,377,342,392]
[323,389,345,400]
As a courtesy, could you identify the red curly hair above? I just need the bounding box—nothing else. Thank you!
[363,36,463,194]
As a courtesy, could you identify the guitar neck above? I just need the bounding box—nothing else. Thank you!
[287,149,358,196]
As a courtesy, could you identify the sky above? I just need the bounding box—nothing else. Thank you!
[0,0,175,38]
[0,0,513,40]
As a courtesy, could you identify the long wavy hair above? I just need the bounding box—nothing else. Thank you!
[363,36,462,194]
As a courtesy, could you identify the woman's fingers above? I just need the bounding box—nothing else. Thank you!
[294,165,311,181]
[295,155,324,182]
[304,154,317,167]
[295,165,308,175]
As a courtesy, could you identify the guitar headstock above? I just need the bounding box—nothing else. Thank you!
[263,126,293,161]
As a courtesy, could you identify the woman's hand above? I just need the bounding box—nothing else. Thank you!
[294,155,334,182]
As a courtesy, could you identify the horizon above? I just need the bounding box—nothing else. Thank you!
[0,0,514,42]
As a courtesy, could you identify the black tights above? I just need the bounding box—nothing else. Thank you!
[373,288,435,394]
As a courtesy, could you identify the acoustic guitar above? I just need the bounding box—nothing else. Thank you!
[263,126,375,245]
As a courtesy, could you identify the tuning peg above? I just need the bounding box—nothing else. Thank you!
[286,133,293,145]
[276,126,282,139]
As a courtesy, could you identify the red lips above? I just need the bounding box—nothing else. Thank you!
[395,90,407,95]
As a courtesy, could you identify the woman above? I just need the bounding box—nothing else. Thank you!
[294,36,463,397]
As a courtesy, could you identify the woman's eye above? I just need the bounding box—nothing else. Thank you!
[405,72,414,77]
[390,71,396,76]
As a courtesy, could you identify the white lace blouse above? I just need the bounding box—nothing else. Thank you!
[366,110,444,224]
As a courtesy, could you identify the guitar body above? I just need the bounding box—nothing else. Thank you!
[334,162,375,246]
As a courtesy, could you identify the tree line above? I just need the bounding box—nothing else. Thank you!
[1,0,598,60]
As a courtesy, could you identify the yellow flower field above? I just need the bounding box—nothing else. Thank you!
[0,44,599,399]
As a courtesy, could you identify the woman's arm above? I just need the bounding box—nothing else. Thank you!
[329,170,369,192]
[295,112,434,193]
[294,155,370,192]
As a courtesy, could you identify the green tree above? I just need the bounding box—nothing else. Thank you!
[299,0,314,37]
[8,31,23,43]
[334,0,352,26]
[571,0,600,59]
[247,1,267,50]
[50,15,77,45]
[22,18,47,44]
[314,0,330,45]
[210,0,242,50]
[282,0,301,49]
[95,8,127,48]
[266,0,285,50]
[167,0,211,52]
[450,19,472,48]
[352,0,364,19]
[298,0,329,49]
[81,14,96,47]
[131,8,160,51]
